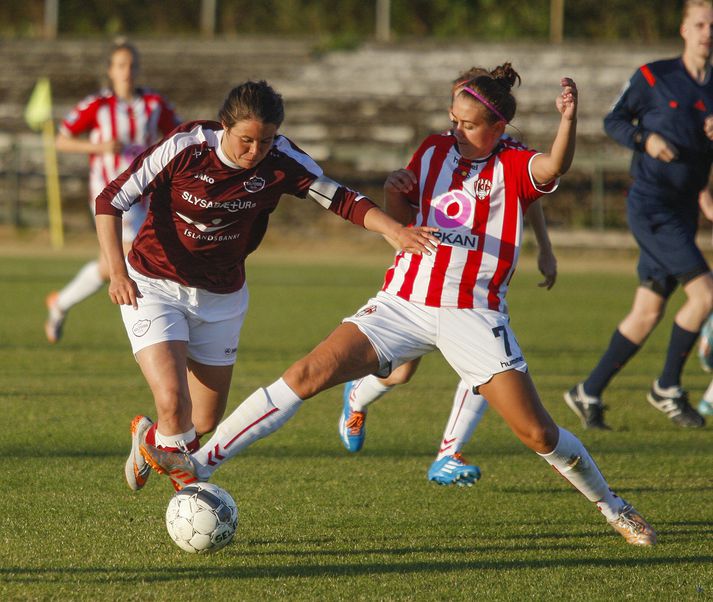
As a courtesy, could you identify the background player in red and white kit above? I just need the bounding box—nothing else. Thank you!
[142,65,656,546]
[94,80,439,493]
[45,38,180,343]
[339,68,558,487]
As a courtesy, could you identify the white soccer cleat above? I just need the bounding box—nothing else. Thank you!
[125,415,153,491]
[140,440,204,492]
[608,504,656,546]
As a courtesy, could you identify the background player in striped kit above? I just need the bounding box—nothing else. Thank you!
[45,38,180,343]
[339,68,558,487]
[565,0,713,429]
[142,65,656,546]
[94,80,439,492]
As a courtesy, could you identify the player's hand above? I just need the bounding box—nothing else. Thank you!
[645,132,678,162]
[393,225,440,256]
[108,274,142,309]
[385,169,418,195]
[704,115,713,141]
[101,140,124,154]
[555,77,578,121]
[537,247,558,289]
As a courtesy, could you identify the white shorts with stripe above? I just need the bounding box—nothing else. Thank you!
[343,291,527,389]
[120,264,249,366]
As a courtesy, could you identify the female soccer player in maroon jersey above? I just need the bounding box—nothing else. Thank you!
[45,38,180,344]
[94,80,438,493]
[141,66,656,546]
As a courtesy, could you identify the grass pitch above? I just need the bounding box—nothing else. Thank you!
[1,251,712,601]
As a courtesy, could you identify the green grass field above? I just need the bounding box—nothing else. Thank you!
[2,252,713,601]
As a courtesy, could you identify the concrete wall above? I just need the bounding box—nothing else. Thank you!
[0,37,681,228]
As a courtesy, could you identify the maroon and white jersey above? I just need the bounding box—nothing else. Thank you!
[382,132,556,312]
[95,120,376,293]
[60,87,179,200]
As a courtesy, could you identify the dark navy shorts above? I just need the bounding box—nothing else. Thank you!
[627,198,709,298]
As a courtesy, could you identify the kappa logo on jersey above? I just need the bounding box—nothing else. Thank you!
[132,319,151,337]
[194,173,215,184]
[224,346,237,356]
[244,176,266,193]
[474,178,492,200]
[354,305,377,318]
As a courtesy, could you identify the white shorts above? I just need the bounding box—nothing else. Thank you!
[120,264,249,366]
[343,291,527,390]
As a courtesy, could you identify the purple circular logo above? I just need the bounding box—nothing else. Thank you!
[433,190,473,229]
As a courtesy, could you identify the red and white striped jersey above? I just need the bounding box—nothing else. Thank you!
[95,121,376,293]
[382,132,556,312]
[60,87,180,200]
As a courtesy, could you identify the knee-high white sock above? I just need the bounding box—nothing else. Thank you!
[436,380,488,460]
[348,375,393,412]
[538,427,626,520]
[56,260,104,312]
[193,378,303,478]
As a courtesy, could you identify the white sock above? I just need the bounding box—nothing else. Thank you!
[703,379,713,403]
[193,378,303,478]
[348,375,392,412]
[436,380,488,460]
[56,260,104,312]
[538,427,626,519]
[155,426,198,452]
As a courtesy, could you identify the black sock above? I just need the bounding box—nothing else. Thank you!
[583,329,640,397]
[657,322,699,389]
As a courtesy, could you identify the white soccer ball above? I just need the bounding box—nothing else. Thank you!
[165,482,238,553]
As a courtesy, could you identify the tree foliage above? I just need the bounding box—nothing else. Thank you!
[0,0,687,42]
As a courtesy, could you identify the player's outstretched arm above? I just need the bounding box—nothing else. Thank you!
[531,77,578,186]
[363,207,439,256]
[56,133,121,155]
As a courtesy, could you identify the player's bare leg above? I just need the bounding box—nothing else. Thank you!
[141,323,380,482]
[187,358,233,436]
[339,358,422,452]
[481,369,655,545]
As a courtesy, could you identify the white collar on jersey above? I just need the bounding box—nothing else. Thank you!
[216,130,244,170]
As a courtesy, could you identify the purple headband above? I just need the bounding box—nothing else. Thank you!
[461,86,508,123]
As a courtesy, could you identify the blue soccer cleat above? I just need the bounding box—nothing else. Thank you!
[338,380,367,452]
[698,399,713,416]
[427,453,481,486]
[698,315,713,372]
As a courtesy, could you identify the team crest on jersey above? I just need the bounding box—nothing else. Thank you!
[244,176,266,193]
[354,305,377,318]
[132,319,151,337]
[475,178,492,200]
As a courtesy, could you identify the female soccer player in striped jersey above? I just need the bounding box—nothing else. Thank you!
[94,80,438,494]
[142,65,656,546]
[339,68,558,487]
[45,39,180,343]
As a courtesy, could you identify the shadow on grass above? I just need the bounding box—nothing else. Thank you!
[2,553,712,584]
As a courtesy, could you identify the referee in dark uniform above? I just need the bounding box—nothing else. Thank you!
[566,0,713,429]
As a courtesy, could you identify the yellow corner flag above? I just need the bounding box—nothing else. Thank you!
[24,77,53,131]
[25,78,63,249]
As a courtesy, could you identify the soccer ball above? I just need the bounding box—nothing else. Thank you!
[165,482,238,553]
